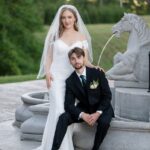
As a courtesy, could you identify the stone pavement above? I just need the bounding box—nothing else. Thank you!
[0,80,46,150]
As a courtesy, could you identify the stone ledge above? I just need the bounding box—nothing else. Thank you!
[114,80,148,89]
[110,119,150,131]
[73,119,150,150]
[21,91,49,105]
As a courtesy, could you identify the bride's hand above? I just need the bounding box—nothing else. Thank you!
[94,66,105,72]
[46,72,53,89]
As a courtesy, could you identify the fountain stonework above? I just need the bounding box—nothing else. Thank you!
[14,91,49,127]
[14,13,150,150]
[106,13,150,83]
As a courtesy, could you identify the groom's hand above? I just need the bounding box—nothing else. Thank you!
[81,112,92,125]
[89,112,101,126]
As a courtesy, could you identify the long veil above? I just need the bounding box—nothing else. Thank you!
[37,4,93,79]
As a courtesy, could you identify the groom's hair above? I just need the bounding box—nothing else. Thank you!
[68,47,85,59]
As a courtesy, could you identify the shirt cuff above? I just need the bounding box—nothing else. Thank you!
[78,112,83,120]
[96,110,103,115]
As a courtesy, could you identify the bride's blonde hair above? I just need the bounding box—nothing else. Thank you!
[59,7,78,37]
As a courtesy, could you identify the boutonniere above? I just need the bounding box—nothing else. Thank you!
[90,79,99,89]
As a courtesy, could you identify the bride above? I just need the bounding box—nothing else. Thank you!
[36,4,94,150]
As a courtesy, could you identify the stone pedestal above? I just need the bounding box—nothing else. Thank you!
[115,87,150,122]
[20,103,49,141]
[109,80,115,109]
[14,91,49,127]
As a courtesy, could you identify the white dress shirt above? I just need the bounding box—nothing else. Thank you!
[76,66,86,82]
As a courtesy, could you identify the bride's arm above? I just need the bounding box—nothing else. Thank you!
[45,48,53,74]
[83,48,95,68]
[44,46,53,89]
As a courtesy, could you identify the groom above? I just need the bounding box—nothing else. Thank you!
[52,47,114,150]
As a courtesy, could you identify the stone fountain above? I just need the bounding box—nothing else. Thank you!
[14,91,49,127]
[104,13,150,150]
[14,13,150,150]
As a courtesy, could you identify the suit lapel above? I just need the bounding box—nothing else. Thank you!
[85,67,92,89]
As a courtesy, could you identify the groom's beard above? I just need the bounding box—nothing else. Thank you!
[74,63,84,70]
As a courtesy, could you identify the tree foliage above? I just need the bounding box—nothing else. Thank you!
[0,0,43,75]
[0,0,149,76]
[120,0,150,14]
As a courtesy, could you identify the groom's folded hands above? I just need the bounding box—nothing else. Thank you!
[89,112,101,126]
[81,112,91,125]
[81,112,102,126]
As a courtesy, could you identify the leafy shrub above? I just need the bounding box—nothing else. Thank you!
[0,0,43,75]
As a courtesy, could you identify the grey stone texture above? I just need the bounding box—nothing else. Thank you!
[17,80,150,150]
[115,87,150,122]
[1,79,150,150]
[73,120,150,150]
[21,103,49,141]
[0,80,46,150]
[106,13,150,84]
[14,91,49,127]
[0,80,46,123]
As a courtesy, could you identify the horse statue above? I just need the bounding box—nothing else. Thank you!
[106,13,150,83]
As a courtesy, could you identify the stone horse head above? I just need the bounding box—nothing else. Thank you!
[106,13,150,83]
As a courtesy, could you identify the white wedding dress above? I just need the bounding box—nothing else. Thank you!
[34,39,88,150]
